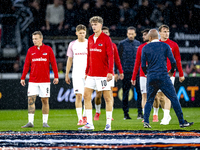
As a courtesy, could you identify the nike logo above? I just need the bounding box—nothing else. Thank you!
[32,53,36,55]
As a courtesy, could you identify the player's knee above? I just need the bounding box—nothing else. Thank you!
[41,98,49,105]
[76,94,82,101]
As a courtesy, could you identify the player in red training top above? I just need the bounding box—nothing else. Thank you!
[131,28,150,120]
[93,26,124,121]
[153,24,185,125]
[20,31,59,128]
[78,16,114,131]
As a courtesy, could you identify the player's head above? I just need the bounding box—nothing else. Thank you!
[102,26,110,36]
[76,24,87,40]
[89,16,103,33]
[32,31,43,46]
[159,24,170,40]
[141,28,150,42]
[148,29,159,42]
[127,26,136,41]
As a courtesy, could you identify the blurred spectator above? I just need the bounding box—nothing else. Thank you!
[57,62,64,74]
[135,0,154,29]
[45,0,64,36]
[77,1,91,27]
[150,1,166,27]
[12,61,22,73]
[0,0,15,14]
[186,54,200,77]
[190,0,200,33]
[74,0,83,10]
[169,0,190,30]
[119,1,137,27]
[64,1,77,35]
[90,0,106,19]
[104,0,120,30]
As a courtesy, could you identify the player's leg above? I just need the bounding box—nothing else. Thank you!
[94,90,102,120]
[152,94,159,122]
[110,87,114,121]
[39,83,51,127]
[144,78,159,128]
[21,83,39,128]
[103,90,113,131]
[159,76,186,126]
[136,75,143,119]
[78,76,95,130]
[122,73,132,119]
[73,77,85,125]
[140,77,147,121]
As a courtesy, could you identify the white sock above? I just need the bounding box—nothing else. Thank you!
[106,111,112,126]
[76,108,82,121]
[85,109,93,125]
[163,109,170,118]
[28,113,34,124]
[95,104,101,113]
[43,114,48,123]
[82,105,86,117]
[153,107,159,115]
[142,108,144,114]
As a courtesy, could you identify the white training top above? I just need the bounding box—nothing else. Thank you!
[67,39,88,78]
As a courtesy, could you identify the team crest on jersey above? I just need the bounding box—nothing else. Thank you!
[98,44,103,46]
[43,53,47,55]
[75,89,79,92]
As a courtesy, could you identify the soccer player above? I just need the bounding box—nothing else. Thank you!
[153,24,185,125]
[65,24,88,126]
[131,29,151,121]
[94,26,124,121]
[118,27,142,120]
[21,31,59,128]
[142,29,193,128]
[78,16,114,131]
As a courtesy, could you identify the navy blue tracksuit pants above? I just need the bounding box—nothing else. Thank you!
[122,73,142,115]
[144,75,185,124]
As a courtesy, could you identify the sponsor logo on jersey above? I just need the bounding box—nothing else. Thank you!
[43,53,47,55]
[32,57,47,62]
[74,52,87,55]
[90,48,102,52]
[32,53,36,55]
[98,44,103,46]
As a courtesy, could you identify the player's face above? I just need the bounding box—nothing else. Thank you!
[76,30,86,40]
[32,34,43,46]
[127,30,136,40]
[142,32,149,42]
[102,29,110,36]
[91,22,102,33]
[159,28,170,40]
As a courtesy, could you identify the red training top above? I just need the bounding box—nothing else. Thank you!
[86,32,114,77]
[131,42,147,81]
[160,39,184,77]
[113,43,123,74]
[21,44,58,83]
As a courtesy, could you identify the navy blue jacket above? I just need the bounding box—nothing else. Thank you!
[118,38,141,73]
[141,40,176,77]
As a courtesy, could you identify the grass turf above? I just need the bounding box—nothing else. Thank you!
[0,108,199,132]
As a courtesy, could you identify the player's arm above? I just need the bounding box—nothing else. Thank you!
[85,39,90,79]
[131,46,141,85]
[113,43,124,81]
[65,57,73,84]
[173,44,185,82]
[106,37,114,81]
[21,50,31,86]
[166,46,176,77]
[49,48,59,84]
[141,47,147,75]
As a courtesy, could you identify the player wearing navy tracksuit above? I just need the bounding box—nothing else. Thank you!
[141,29,193,128]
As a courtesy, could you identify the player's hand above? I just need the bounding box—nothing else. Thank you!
[65,75,71,84]
[114,74,118,82]
[131,80,136,86]
[20,80,25,86]
[85,75,87,80]
[179,76,185,83]
[53,78,59,84]
[168,71,173,77]
[119,73,124,80]
[107,73,113,82]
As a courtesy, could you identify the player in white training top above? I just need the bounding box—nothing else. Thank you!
[65,24,88,125]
